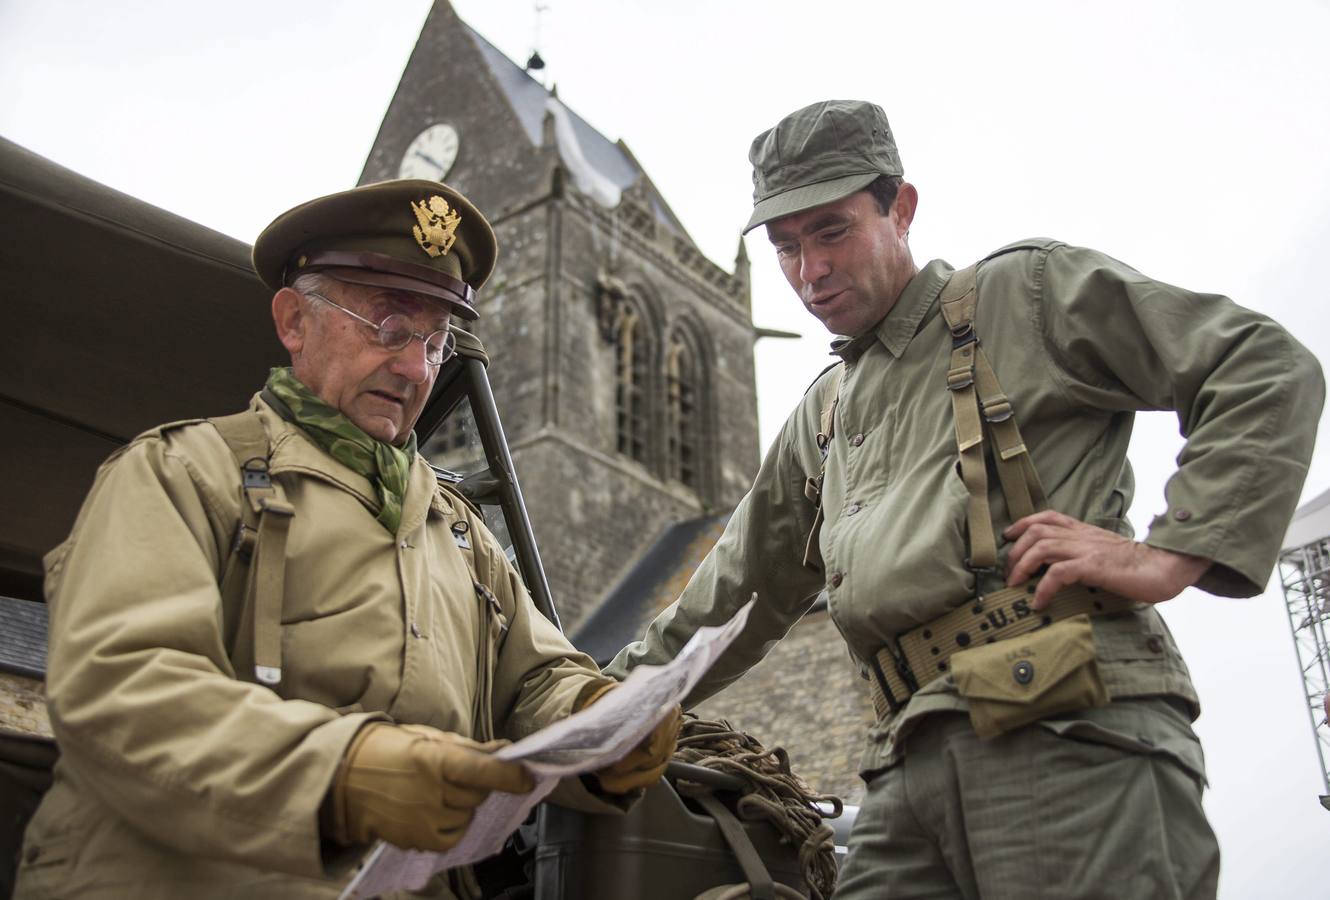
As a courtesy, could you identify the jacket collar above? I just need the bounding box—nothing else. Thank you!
[256,393,432,529]
[830,258,954,362]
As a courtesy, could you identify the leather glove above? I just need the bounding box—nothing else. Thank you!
[578,683,682,794]
[331,722,534,851]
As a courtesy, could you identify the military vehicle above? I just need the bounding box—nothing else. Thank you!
[0,137,850,899]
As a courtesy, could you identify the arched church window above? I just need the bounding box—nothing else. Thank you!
[666,332,700,488]
[615,310,649,462]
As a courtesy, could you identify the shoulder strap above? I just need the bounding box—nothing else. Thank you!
[940,264,1047,572]
[817,366,845,449]
[801,365,845,569]
[209,410,294,689]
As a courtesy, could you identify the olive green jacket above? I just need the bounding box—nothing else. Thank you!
[17,396,610,899]
[608,239,1324,773]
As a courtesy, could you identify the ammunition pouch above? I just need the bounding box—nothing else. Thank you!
[866,583,1135,720]
[951,615,1109,738]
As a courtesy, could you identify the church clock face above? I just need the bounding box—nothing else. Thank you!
[398,123,460,181]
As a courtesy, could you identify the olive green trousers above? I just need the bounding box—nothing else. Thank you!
[833,701,1219,899]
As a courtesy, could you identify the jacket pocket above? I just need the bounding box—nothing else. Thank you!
[951,615,1109,738]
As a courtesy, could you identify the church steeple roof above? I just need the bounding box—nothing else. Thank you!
[461,20,692,239]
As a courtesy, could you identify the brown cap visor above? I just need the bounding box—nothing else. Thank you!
[289,250,478,320]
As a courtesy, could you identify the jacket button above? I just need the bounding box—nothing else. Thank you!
[850,433,865,447]
[1146,636,1164,653]
[830,573,844,588]
[1173,509,1192,522]
[846,503,862,517]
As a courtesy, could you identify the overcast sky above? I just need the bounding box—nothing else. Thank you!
[3,1,1329,894]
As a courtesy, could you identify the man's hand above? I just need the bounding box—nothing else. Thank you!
[1004,510,1211,610]
[332,722,534,851]
[594,703,682,794]
[576,682,681,794]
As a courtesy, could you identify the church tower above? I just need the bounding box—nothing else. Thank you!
[359,1,761,629]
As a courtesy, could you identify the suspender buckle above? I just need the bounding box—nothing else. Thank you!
[241,457,272,490]
[950,323,977,349]
[231,523,258,562]
[258,497,295,517]
[982,397,1013,423]
[963,558,998,574]
[804,475,823,505]
[946,367,975,391]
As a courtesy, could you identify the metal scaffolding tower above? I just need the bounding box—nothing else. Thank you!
[1278,488,1330,806]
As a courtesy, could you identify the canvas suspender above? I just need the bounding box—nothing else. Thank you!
[210,411,295,688]
[937,264,1048,570]
[802,365,845,569]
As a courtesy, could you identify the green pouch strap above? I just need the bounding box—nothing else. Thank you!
[950,615,1109,739]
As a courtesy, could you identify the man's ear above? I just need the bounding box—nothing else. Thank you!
[892,182,918,237]
[271,288,306,357]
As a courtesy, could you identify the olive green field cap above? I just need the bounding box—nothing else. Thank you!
[252,179,497,320]
[744,100,903,233]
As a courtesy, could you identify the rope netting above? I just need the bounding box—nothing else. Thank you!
[672,716,844,900]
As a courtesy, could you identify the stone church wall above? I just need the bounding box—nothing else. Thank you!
[512,435,702,627]
[693,611,873,806]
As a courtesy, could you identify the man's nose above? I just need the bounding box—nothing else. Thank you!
[799,246,831,285]
[388,336,433,384]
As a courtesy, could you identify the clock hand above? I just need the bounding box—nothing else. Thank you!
[414,151,444,168]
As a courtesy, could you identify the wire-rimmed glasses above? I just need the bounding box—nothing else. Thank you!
[304,290,456,367]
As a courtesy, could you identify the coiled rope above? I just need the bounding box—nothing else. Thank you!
[673,716,844,900]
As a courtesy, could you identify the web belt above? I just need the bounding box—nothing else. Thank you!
[866,582,1138,720]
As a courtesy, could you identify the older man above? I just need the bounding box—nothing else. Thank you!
[608,100,1324,898]
[15,180,675,899]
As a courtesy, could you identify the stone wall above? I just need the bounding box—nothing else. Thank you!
[693,611,872,806]
[512,434,703,627]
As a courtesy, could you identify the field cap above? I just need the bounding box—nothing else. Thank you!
[252,180,497,320]
[744,100,903,233]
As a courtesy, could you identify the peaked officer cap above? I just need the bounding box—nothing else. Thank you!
[252,180,497,320]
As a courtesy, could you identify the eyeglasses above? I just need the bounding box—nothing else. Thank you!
[304,291,456,366]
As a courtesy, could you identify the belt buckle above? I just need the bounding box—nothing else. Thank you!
[869,638,920,717]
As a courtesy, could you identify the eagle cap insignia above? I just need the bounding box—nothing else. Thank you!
[410,195,462,259]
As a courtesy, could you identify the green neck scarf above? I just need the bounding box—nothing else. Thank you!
[265,367,417,534]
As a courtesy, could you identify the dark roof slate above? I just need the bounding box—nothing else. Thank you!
[463,25,691,238]
[0,597,48,680]
[571,512,730,664]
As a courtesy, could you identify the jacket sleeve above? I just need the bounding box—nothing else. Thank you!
[480,529,612,741]
[43,430,380,879]
[468,519,632,814]
[1037,244,1325,596]
[604,378,830,704]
